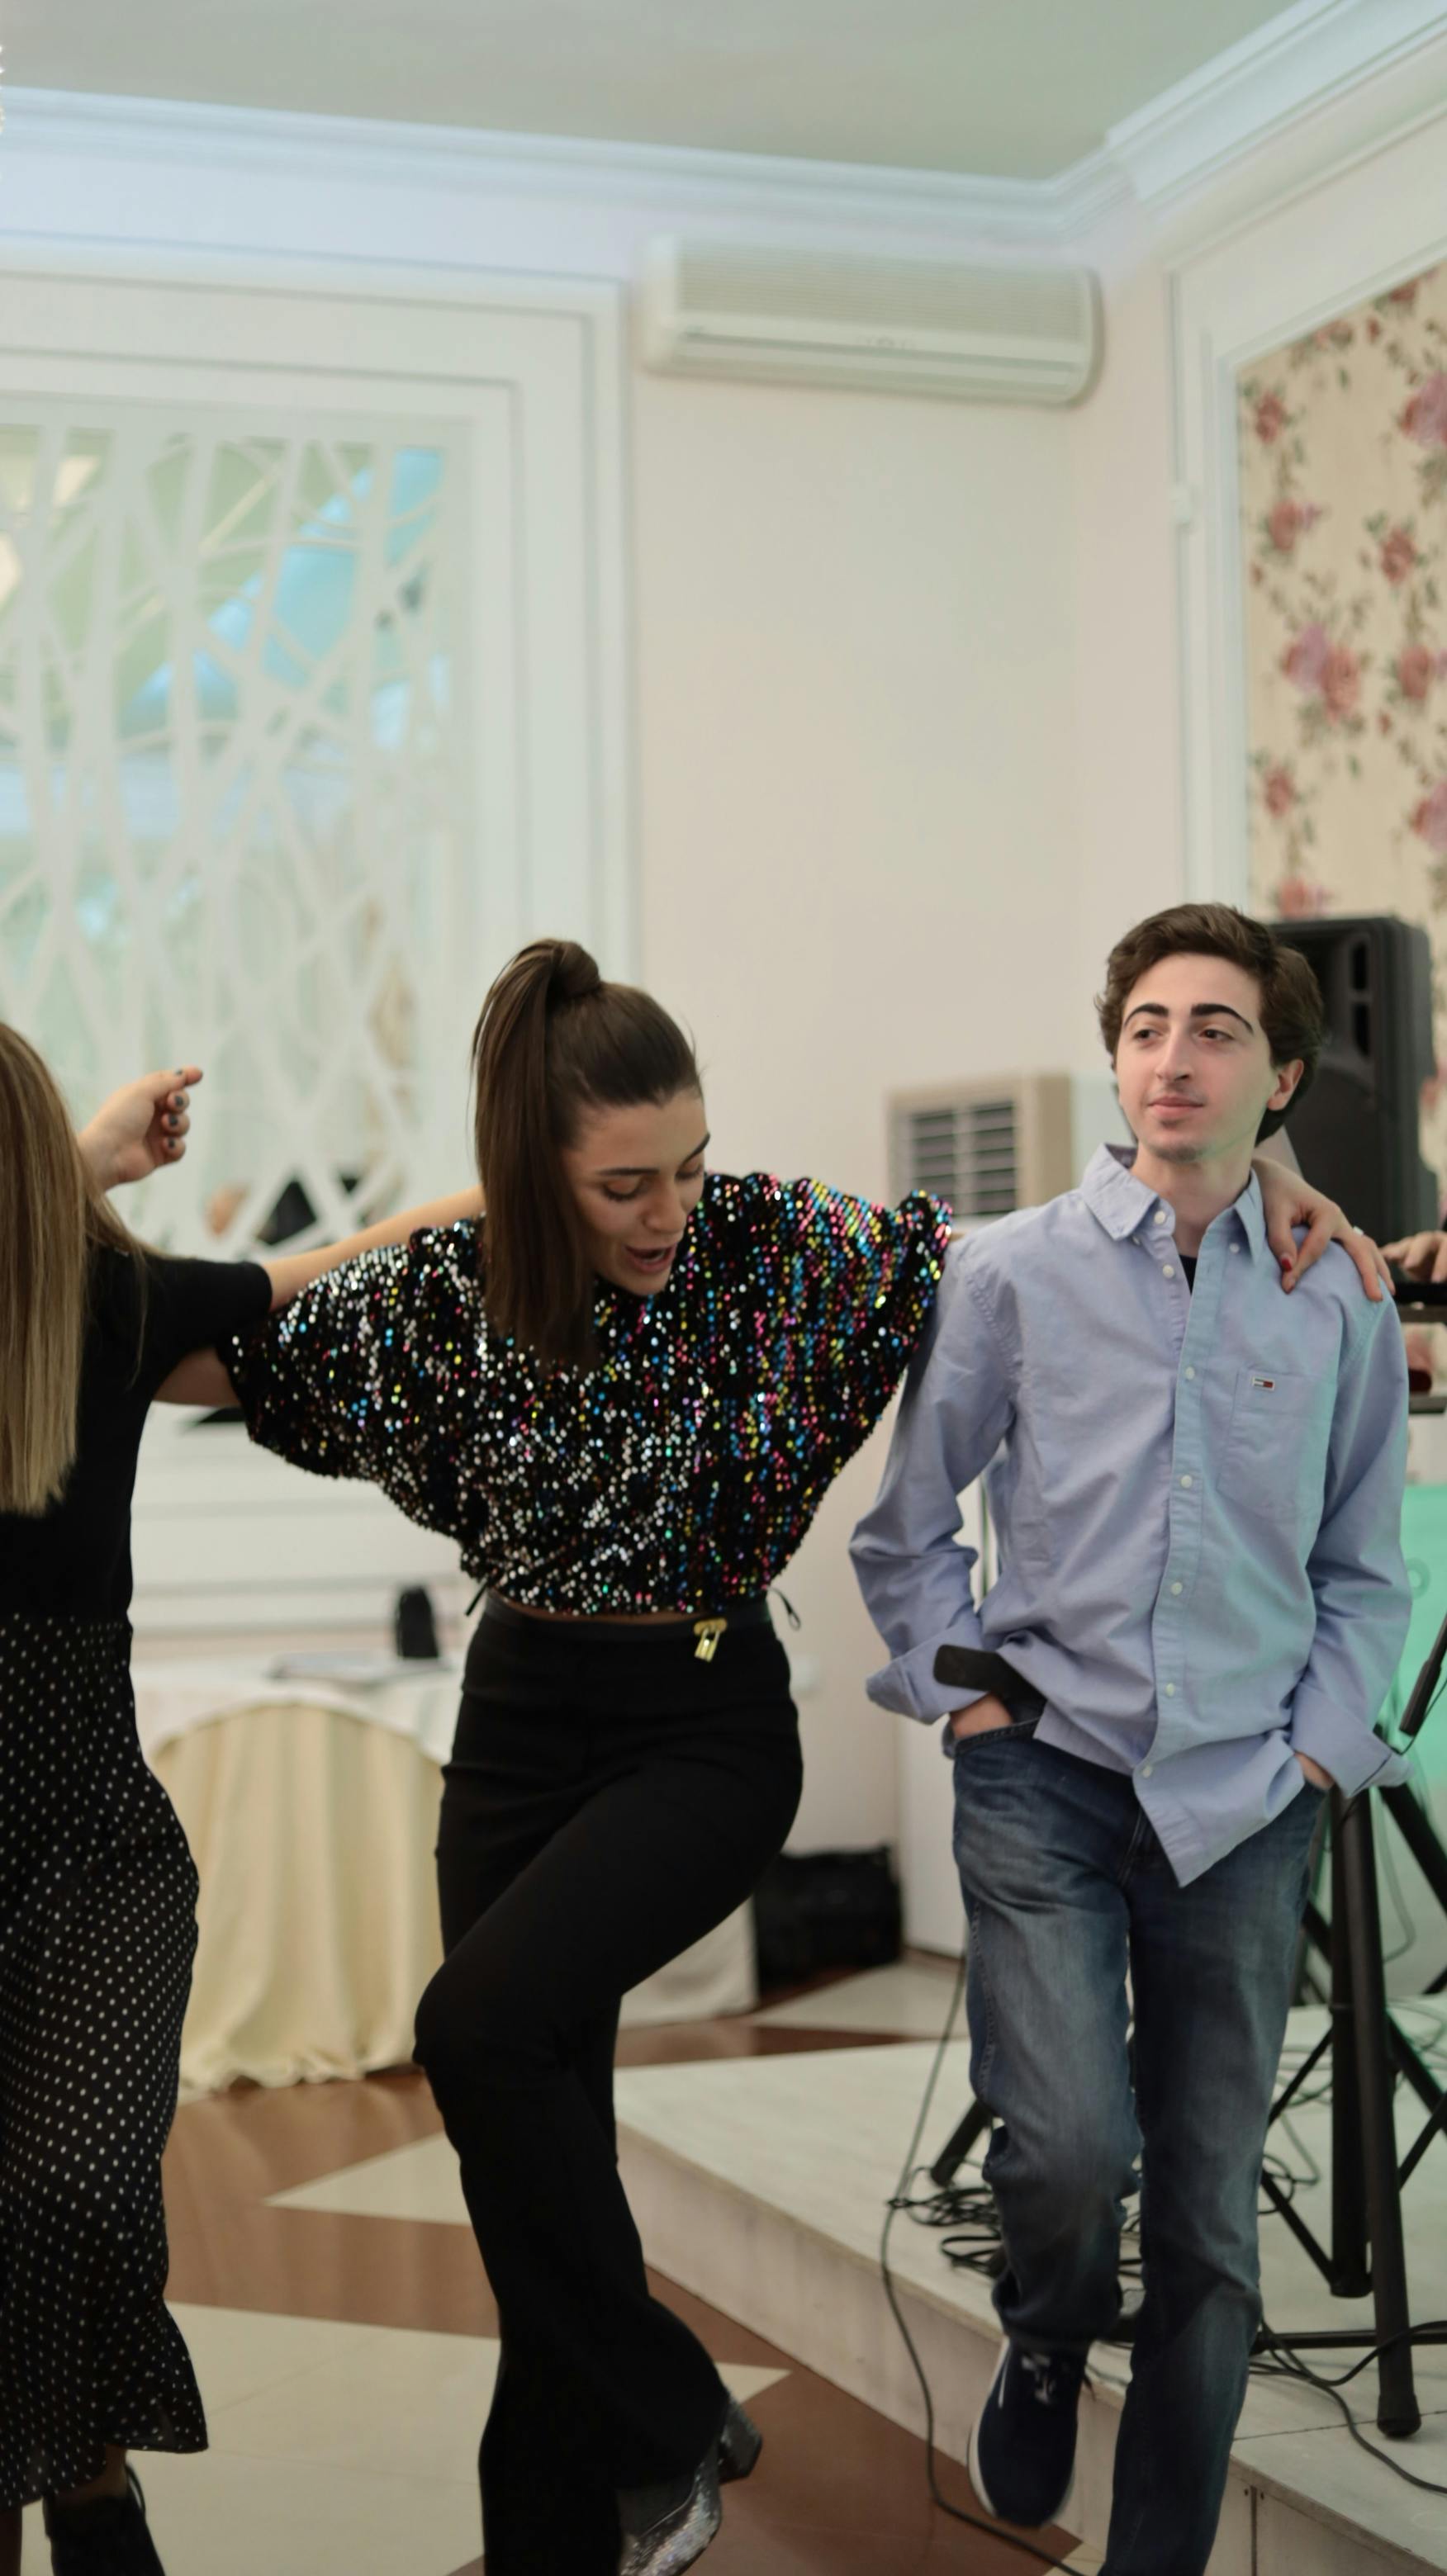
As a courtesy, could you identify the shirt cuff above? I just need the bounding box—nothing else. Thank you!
[1289,1690,1409,1797]
[865,1625,989,1723]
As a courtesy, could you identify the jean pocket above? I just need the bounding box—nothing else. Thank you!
[951,1716,1039,1756]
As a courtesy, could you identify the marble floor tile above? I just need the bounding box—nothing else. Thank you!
[268,2130,468,2225]
[18,2450,482,2576]
[751,1958,965,2040]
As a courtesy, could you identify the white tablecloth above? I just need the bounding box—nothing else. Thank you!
[134,1658,757,2094]
[135,1654,464,1766]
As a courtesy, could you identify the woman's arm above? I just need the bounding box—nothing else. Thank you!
[154,1184,484,1406]
[1253,1156,1390,1300]
[259,1186,482,1309]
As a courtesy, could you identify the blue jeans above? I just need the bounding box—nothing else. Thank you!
[951,1725,1321,2576]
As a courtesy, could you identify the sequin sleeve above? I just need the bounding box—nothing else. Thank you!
[221,1224,481,1546]
[747,1174,952,1449]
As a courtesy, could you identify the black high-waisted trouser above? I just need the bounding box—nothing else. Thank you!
[413,1598,802,2575]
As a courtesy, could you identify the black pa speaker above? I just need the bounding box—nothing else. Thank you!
[1272,913,1438,1243]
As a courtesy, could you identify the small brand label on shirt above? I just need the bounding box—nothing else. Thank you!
[1249,1375,1276,1390]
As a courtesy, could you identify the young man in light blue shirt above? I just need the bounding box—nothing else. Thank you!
[852,902,1410,2576]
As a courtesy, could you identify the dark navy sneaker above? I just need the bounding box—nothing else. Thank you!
[968,2337,1087,2528]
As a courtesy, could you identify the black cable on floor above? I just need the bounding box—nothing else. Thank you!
[1252,2322,1447,2496]
[880,1946,1084,2573]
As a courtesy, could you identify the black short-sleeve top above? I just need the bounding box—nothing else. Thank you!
[0,1246,272,1622]
[223,1172,951,1614]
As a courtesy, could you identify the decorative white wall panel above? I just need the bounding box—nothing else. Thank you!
[0,258,629,1631]
[0,406,467,1245]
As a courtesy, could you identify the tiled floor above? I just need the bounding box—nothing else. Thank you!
[15,1961,1084,2574]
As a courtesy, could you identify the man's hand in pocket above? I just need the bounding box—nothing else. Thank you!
[950,1695,1015,1743]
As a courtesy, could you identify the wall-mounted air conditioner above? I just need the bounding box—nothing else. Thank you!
[889,1073,1122,1219]
[639,240,1100,405]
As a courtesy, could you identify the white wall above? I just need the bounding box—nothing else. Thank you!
[1065,226,1184,1039]
[632,367,1079,1844]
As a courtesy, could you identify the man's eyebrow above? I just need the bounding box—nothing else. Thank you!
[595,1132,710,1177]
[1123,1001,1255,1030]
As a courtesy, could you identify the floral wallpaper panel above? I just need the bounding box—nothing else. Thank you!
[1241,261,1447,1195]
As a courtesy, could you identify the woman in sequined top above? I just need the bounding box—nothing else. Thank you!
[157,936,1380,2576]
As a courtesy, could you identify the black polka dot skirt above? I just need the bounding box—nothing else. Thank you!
[0,1614,206,2509]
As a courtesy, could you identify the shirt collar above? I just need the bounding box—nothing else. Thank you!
[1079,1143,1267,1257]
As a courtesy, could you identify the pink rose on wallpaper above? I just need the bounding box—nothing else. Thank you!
[1380,525,1418,584]
[1281,623,1331,690]
[1398,644,1436,702]
[1254,392,1288,444]
[1277,875,1331,919]
[1262,767,1297,817]
[1411,779,1447,855]
[1387,278,1422,309]
[1266,498,1319,554]
[1400,374,1447,447]
[1321,646,1361,722]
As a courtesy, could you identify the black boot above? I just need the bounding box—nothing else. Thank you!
[717,2397,762,2484]
[616,2443,722,2576]
[43,2468,167,2576]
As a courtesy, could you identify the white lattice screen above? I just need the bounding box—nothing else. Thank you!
[0,260,628,1632]
[0,405,467,1253]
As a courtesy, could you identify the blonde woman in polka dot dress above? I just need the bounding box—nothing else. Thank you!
[0,1028,482,2576]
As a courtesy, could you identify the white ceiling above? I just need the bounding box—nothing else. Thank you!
[7,0,1297,181]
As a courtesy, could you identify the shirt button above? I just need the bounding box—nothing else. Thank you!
[1154,1210,1168,1226]
[1184,1366,1196,1380]
[1231,1244,1240,1255]
[1164,1683,1176,1697]
[1142,1762,1155,1778]
[1163,1264,1175,1279]
[1179,1473,1193,1488]
[1170,1580,1184,1595]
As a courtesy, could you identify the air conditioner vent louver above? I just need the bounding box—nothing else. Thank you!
[640,240,1099,406]
[901,1100,1020,1217]
[889,1074,1122,1220]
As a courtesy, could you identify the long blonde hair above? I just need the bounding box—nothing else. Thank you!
[0,1025,140,1515]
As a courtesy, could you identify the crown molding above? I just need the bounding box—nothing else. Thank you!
[1106,0,1447,215]
[4,3,1446,271]
[0,87,1098,254]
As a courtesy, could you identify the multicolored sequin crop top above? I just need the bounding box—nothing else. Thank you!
[224,1172,951,1614]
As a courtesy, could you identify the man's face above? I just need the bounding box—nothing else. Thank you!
[1113,950,1302,1165]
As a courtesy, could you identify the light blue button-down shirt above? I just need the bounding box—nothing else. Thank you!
[851,1145,1411,1884]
